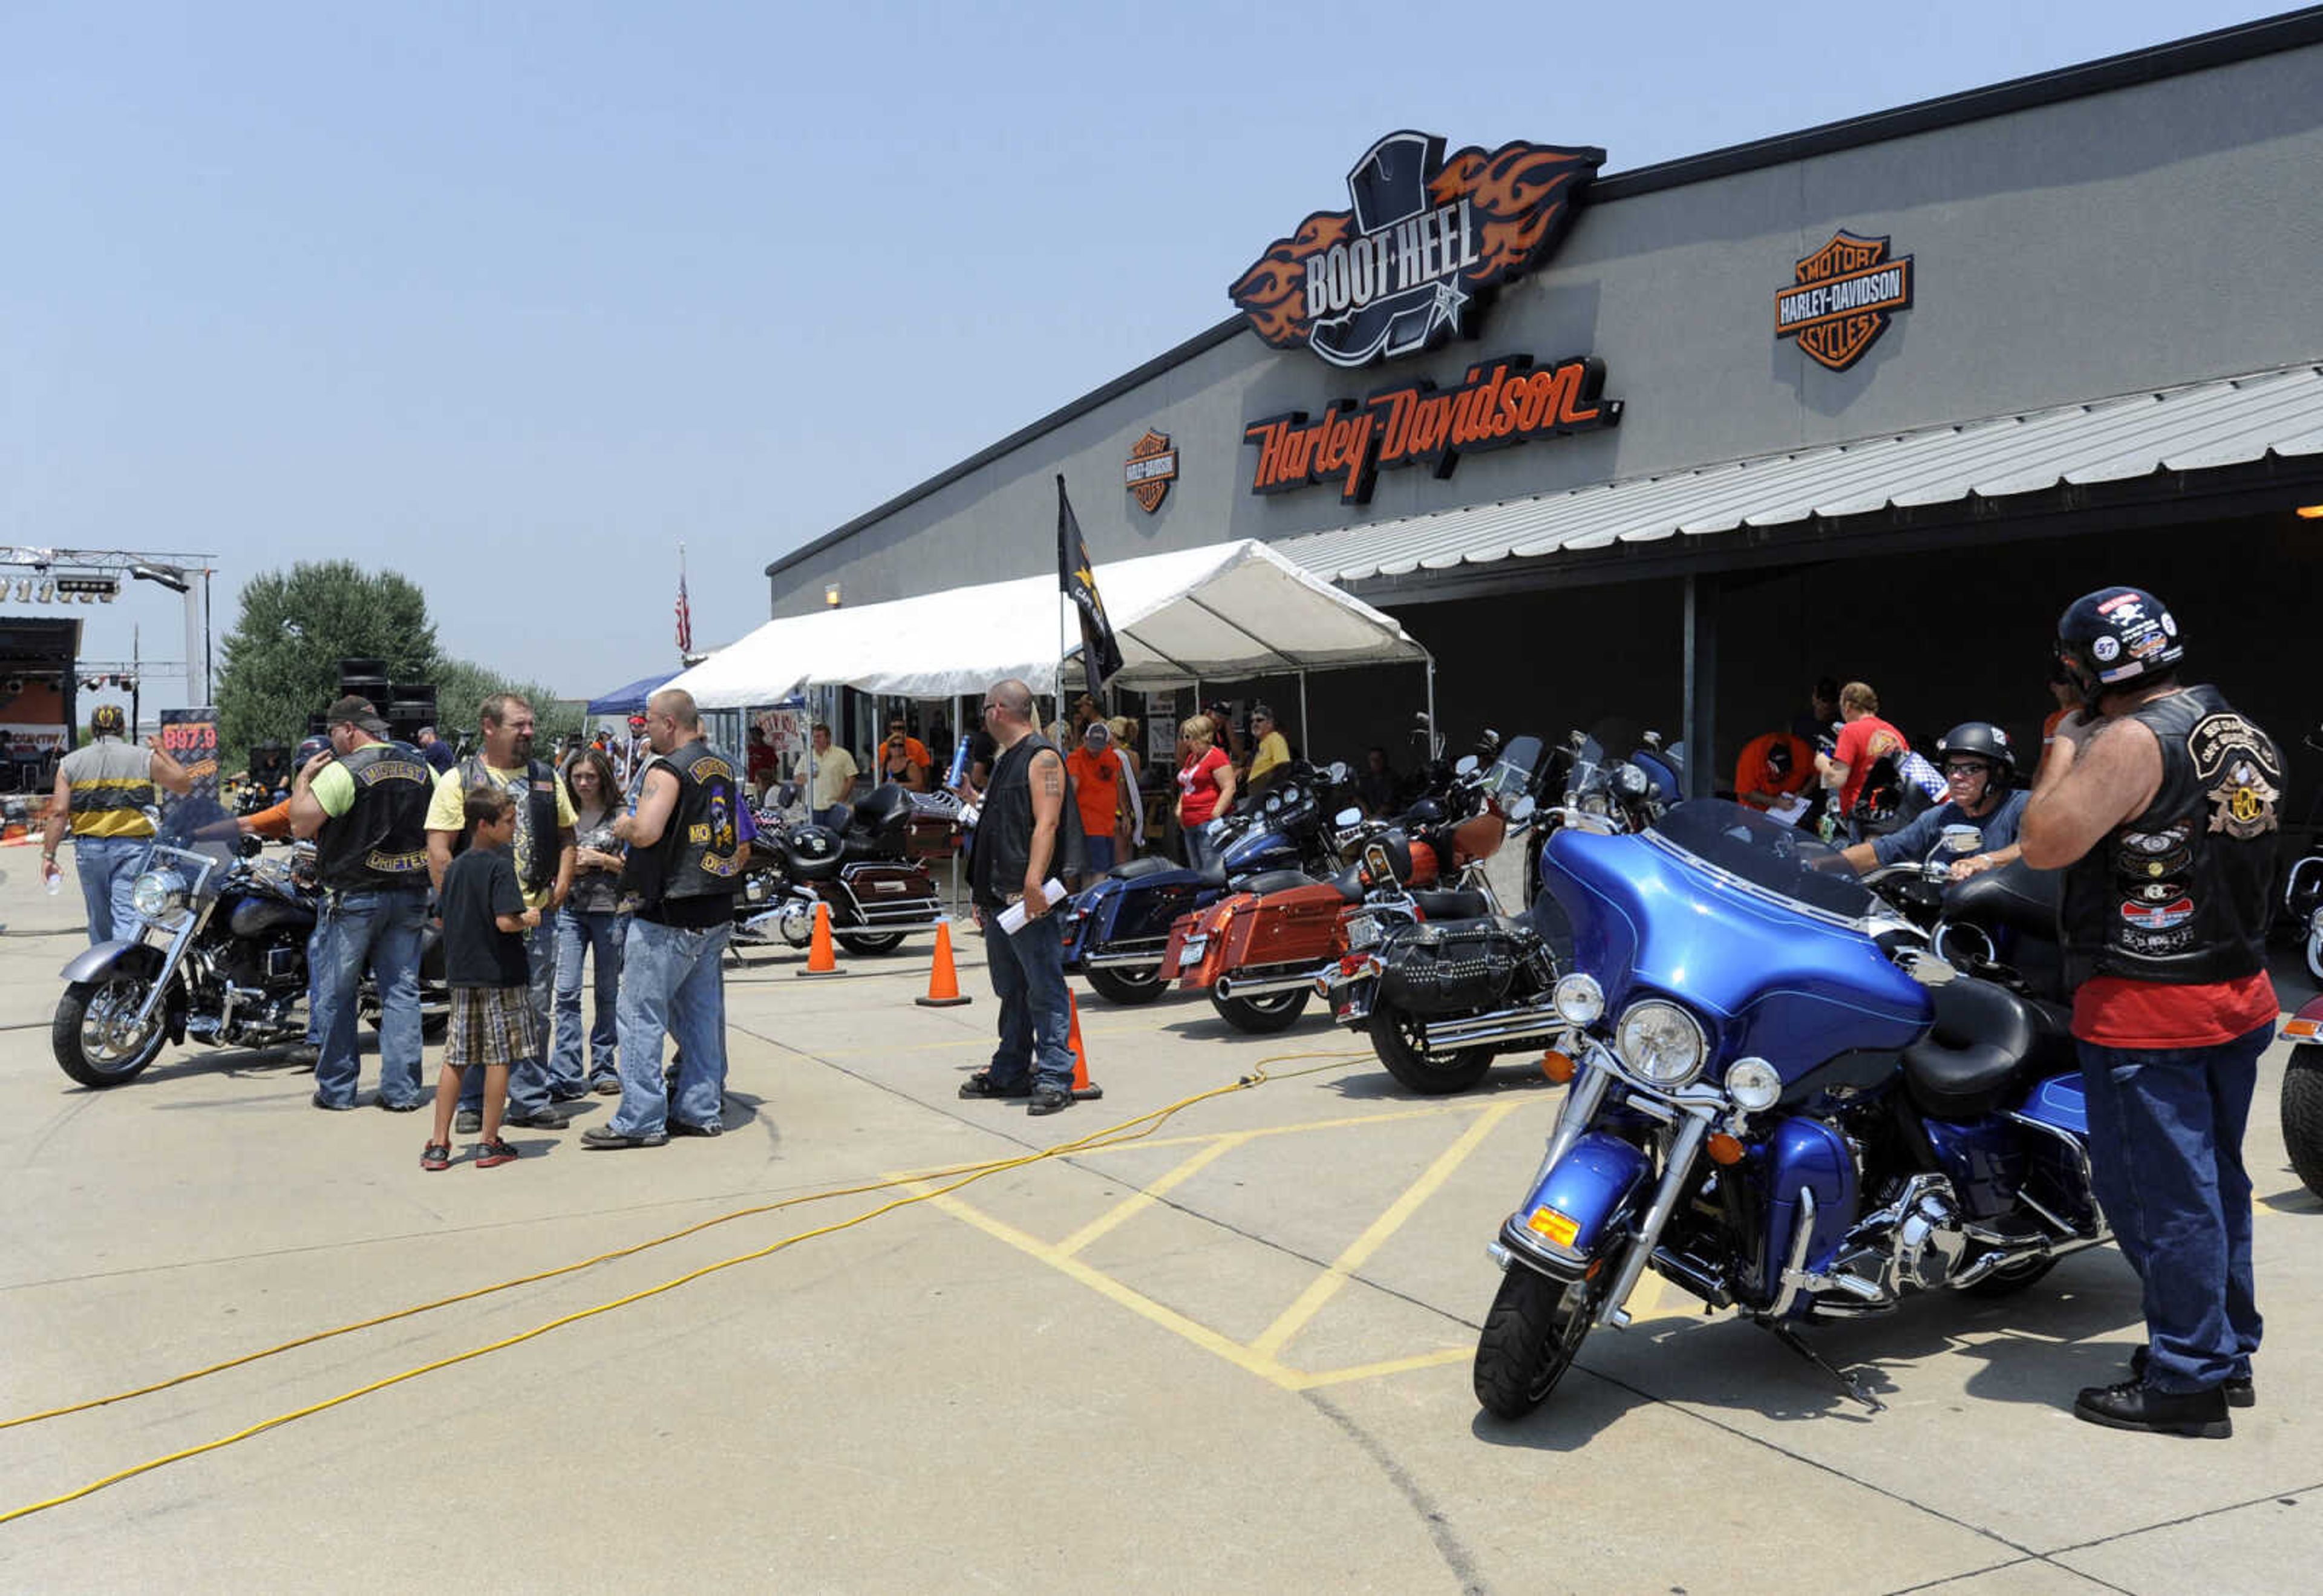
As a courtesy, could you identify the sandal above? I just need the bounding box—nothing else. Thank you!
[420,1143,451,1172]
[958,1070,1031,1099]
[474,1139,520,1169]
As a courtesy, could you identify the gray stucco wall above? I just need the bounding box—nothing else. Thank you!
[769,41,2323,619]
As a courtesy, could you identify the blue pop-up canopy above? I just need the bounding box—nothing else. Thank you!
[585,671,680,716]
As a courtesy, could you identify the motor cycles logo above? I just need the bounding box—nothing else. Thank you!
[2188,713,2282,839]
[1229,129,1606,369]
[1124,430,1178,514]
[1774,231,1914,373]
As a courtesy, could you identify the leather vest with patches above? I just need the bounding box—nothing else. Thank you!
[316,742,435,893]
[2060,684,2279,988]
[618,740,745,910]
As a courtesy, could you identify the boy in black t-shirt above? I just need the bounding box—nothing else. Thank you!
[423,787,540,1170]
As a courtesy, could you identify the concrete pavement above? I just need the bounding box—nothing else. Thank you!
[0,849,2317,1593]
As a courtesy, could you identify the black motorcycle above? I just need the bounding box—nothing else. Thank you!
[52,798,446,1088]
[735,783,946,955]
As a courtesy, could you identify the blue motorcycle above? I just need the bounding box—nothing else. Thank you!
[1475,799,2105,1418]
[1062,762,1352,1006]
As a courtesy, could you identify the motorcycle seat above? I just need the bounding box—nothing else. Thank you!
[1238,869,1312,897]
[1902,976,2044,1119]
[1328,862,1365,903]
[229,896,316,938]
[1197,854,1230,890]
[1411,888,1489,920]
[1110,855,1177,882]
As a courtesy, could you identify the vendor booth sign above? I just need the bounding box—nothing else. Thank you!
[158,707,221,806]
[1230,129,1605,370]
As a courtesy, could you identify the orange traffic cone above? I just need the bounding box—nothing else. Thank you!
[1065,990,1103,1101]
[796,898,844,978]
[914,920,973,1008]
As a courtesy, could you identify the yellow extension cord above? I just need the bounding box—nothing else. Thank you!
[0,1048,1368,1527]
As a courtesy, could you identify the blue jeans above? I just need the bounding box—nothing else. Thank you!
[555,906,625,1086]
[1181,822,1215,873]
[312,888,428,1109]
[1083,835,1116,875]
[460,916,557,1114]
[73,835,148,946]
[2077,1022,2268,1393]
[984,907,1073,1093]
[608,916,731,1136]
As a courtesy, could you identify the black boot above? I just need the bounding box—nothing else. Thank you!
[2073,1379,2232,1438]
[2129,1345,2253,1408]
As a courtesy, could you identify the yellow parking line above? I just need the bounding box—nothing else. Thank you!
[1249,1099,1525,1360]
[909,1182,1307,1390]
[1292,1347,1473,1390]
[1053,1134,1253,1259]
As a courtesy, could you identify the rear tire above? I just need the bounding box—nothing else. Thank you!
[54,973,168,1088]
[1209,987,1310,1034]
[2282,1043,2323,1200]
[1474,1263,1602,1419]
[837,932,905,955]
[1368,996,1492,1094]
[1085,964,1167,1006]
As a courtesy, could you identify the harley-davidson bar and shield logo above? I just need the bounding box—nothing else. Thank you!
[1123,430,1178,514]
[1775,231,1914,372]
[1229,129,1605,369]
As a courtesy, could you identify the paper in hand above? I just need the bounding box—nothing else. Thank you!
[995,878,1068,935]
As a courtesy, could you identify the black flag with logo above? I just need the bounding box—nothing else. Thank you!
[1057,474,1123,701]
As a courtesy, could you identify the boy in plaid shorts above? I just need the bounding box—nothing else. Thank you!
[423,787,540,1170]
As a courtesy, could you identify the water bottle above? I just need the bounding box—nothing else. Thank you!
[44,860,61,895]
[946,737,972,793]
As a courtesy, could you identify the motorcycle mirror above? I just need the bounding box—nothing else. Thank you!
[1454,754,1480,777]
[1503,794,1536,826]
[1335,806,1362,829]
[1940,824,1984,855]
[1325,761,1349,784]
[1642,730,1664,749]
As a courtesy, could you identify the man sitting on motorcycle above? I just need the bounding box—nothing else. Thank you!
[1838,721,2027,880]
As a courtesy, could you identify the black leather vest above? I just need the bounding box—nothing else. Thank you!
[455,755,561,893]
[618,740,746,911]
[967,733,1085,907]
[2060,684,2280,989]
[316,742,434,893]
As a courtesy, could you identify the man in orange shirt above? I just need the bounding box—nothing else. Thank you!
[1065,721,1132,875]
[1733,730,1815,817]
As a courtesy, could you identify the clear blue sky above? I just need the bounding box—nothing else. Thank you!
[1,0,2287,712]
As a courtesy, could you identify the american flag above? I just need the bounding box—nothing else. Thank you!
[675,569,693,654]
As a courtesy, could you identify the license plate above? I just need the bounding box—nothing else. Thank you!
[1180,935,1207,961]
[1526,1206,1580,1247]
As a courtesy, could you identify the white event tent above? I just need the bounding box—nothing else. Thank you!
[667,540,1433,730]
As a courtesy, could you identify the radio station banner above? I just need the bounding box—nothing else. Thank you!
[159,707,221,808]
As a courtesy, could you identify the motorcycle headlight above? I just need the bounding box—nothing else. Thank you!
[131,868,189,924]
[1616,999,1707,1086]
[1615,762,1651,799]
[1725,1056,1782,1112]
[1552,972,1604,1025]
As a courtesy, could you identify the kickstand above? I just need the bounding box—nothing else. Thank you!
[1769,1321,1884,1412]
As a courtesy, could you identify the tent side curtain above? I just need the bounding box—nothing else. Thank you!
[664,539,1427,707]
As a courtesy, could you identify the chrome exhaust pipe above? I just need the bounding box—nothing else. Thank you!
[1081,946,1170,969]
[1214,966,1327,1000]
[1420,1006,1566,1051]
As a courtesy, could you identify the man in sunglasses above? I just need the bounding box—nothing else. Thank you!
[1837,720,2025,879]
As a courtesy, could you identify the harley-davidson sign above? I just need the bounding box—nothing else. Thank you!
[1775,231,1914,372]
[1244,352,1619,503]
[1230,129,1604,369]
[1123,430,1178,514]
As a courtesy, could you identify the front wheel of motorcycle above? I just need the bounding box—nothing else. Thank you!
[836,932,906,955]
[1368,998,1493,1095]
[2281,1043,2323,1199]
[1209,987,1311,1034]
[53,974,168,1088]
[1085,964,1167,1006]
[1474,1261,1603,1419]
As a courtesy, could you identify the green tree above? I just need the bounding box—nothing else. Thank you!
[216,562,436,762]
[429,657,584,757]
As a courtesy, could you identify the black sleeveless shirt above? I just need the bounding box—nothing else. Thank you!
[2059,684,2281,989]
[618,740,747,919]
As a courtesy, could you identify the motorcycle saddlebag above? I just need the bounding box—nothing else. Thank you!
[1374,918,1545,1015]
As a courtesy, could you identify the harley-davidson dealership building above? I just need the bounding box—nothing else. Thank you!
[765,14,2323,800]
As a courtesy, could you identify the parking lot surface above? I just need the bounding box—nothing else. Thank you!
[1,860,2318,1594]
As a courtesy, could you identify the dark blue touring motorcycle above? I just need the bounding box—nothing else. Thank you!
[1062,764,1350,1006]
[1475,799,2106,1418]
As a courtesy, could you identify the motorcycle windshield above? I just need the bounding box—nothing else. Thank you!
[1485,736,1541,802]
[1545,799,1927,1071]
[152,797,241,900]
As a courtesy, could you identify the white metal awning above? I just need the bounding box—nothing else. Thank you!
[667,538,1426,707]
[1281,364,2323,586]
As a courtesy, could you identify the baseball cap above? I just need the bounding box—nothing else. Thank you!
[324,695,390,736]
[1082,721,1110,745]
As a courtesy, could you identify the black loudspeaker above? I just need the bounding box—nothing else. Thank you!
[307,713,330,738]
[337,658,388,684]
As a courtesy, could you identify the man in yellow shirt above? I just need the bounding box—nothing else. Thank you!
[1246,702,1292,793]
[426,693,577,1131]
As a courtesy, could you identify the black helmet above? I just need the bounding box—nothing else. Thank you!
[2055,586,2183,708]
[1936,722,2016,786]
[90,704,126,737]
